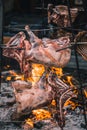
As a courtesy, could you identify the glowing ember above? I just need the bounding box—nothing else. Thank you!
[14,75,24,80]
[25,118,34,128]
[10,70,24,80]
[7,65,10,68]
[51,100,56,106]
[6,76,11,81]
[67,76,73,86]
[64,99,78,110]
[84,89,87,98]
[51,67,63,78]
[32,109,51,120]
[4,65,10,69]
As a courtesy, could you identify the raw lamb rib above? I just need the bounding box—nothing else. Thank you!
[3,31,31,74]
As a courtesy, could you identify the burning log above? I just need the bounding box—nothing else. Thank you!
[47,4,78,27]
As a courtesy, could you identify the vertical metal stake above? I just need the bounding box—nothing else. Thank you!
[0,0,4,92]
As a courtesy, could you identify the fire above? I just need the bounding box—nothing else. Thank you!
[67,76,73,86]
[4,65,10,69]
[5,64,64,85]
[51,67,63,78]
[25,109,51,127]
[51,99,56,106]
[27,64,63,84]
[29,65,63,84]
[6,65,77,111]
[84,89,87,98]
[10,70,24,80]
[6,76,11,81]
[31,64,45,84]
[25,118,34,128]
[4,64,79,122]
[32,109,51,120]
[64,99,78,110]
[4,70,25,81]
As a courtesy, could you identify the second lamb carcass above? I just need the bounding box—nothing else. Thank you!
[11,72,54,119]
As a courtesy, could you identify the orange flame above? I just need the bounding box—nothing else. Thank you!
[30,64,45,84]
[9,70,24,80]
[84,89,87,98]
[64,99,78,110]
[67,76,73,86]
[5,63,79,120]
[51,67,63,78]
[6,76,11,81]
[25,118,34,128]
[51,99,56,106]
[32,109,51,120]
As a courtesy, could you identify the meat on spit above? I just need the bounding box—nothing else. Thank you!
[11,71,77,129]
[11,72,55,119]
[3,25,71,78]
[3,26,79,129]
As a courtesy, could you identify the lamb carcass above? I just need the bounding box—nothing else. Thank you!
[3,25,71,78]
[11,72,54,119]
[11,71,77,129]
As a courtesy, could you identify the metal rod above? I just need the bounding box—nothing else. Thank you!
[0,121,24,123]
[0,0,3,91]
[4,25,87,32]
[67,0,87,128]
[1,41,86,46]
[0,46,25,50]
